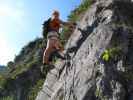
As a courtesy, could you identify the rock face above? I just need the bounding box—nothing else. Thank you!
[36,0,133,100]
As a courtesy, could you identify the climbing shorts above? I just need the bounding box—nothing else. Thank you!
[47,31,59,40]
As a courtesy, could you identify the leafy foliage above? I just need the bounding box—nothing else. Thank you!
[101,47,122,62]
[1,96,14,100]
[68,0,93,22]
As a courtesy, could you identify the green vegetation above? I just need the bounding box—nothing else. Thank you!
[0,75,7,89]
[95,88,108,100]
[59,0,93,44]
[59,94,64,100]
[27,79,44,100]
[101,47,122,62]
[68,0,93,22]
[124,70,133,81]
[60,26,70,45]
[102,50,110,62]
[1,96,14,100]
[10,58,39,79]
[0,38,46,99]
[7,38,45,79]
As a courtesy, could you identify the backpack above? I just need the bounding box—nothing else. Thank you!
[42,18,51,38]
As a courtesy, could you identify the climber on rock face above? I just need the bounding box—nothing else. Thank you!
[43,10,75,65]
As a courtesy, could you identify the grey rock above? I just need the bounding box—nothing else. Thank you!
[36,0,133,100]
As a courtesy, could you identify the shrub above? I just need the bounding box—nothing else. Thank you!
[27,79,44,100]
[68,0,93,22]
[101,47,122,62]
[59,26,70,45]
[0,75,7,89]
[1,96,14,100]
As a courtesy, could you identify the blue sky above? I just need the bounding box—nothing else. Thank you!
[0,0,81,65]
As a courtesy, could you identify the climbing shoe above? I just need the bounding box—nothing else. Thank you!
[52,50,66,60]
[41,63,55,74]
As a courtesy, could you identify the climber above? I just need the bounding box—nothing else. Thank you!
[43,10,75,65]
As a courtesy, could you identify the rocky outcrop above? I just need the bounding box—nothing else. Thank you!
[0,38,46,100]
[36,0,133,100]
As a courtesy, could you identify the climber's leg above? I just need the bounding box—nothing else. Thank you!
[54,39,64,51]
[54,39,66,59]
[43,39,56,65]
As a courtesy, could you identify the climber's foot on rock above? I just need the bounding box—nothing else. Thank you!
[48,62,55,69]
[41,62,55,74]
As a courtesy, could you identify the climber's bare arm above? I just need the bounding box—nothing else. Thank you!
[60,20,75,27]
